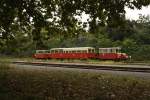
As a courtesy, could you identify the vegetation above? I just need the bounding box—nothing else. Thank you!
[0,0,150,60]
[0,63,150,100]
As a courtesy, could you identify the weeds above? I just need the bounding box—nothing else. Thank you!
[0,64,150,100]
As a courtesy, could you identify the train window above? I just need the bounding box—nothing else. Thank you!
[86,50,88,53]
[110,49,112,53]
[92,49,94,53]
[52,50,55,53]
[107,49,110,53]
[104,49,107,53]
[81,50,84,53]
[89,49,94,53]
[77,50,80,53]
[83,50,86,53]
[103,49,105,53]
[85,50,87,53]
[88,49,91,53]
[112,49,116,53]
[111,49,113,53]
[57,50,59,53]
[90,49,93,53]
[105,49,107,53]
[59,50,63,53]
[56,50,59,53]
[38,51,43,53]
[116,49,118,53]
[102,49,106,53]
[116,49,119,53]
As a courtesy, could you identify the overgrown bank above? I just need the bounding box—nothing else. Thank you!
[0,63,150,100]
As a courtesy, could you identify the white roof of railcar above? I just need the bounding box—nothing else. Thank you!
[99,47,121,50]
[50,47,94,51]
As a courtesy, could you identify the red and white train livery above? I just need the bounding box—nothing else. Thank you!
[33,47,129,60]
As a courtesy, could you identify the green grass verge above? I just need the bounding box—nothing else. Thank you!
[1,55,150,65]
[0,63,150,100]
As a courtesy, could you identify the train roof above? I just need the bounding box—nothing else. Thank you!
[99,47,121,49]
[50,47,95,51]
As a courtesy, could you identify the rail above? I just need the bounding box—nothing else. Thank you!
[12,61,150,73]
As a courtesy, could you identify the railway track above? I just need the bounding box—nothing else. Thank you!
[12,61,150,73]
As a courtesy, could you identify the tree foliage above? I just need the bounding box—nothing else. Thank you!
[0,0,150,36]
[0,0,150,60]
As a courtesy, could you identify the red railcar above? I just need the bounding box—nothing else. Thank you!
[97,47,128,60]
[49,47,96,59]
[33,47,129,60]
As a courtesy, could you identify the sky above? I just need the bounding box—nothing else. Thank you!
[125,6,150,20]
[76,6,150,30]
[78,6,150,25]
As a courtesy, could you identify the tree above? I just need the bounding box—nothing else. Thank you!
[0,0,150,51]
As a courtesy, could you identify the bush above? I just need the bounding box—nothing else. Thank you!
[122,45,150,61]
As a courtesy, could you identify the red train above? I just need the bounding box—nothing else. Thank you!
[33,47,129,60]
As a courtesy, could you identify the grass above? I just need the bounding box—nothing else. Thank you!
[1,55,150,67]
[0,63,150,100]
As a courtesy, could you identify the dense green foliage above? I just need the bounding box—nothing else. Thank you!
[0,64,150,100]
[0,0,150,60]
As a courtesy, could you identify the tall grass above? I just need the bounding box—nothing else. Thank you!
[0,64,150,100]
